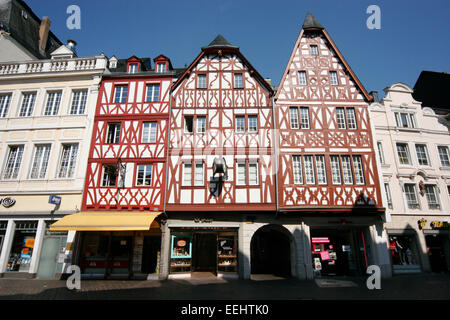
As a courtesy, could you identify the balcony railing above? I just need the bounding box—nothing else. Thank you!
[0,56,106,75]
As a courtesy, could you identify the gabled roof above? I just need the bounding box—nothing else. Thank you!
[172,35,273,95]
[275,13,372,102]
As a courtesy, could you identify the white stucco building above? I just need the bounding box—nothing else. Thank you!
[0,45,106,278]
[370,83,450,275]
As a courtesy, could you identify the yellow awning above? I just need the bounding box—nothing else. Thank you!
[49,211,161,231]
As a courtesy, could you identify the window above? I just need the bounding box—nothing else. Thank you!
[184,116,194,134]
[329,71,338,85]
[352,155,365,184]
[30,144,51,179]
[142,122,157,143]
[236,116,245,133]
[234,73,243,88]
[197,74,207,89]
[330,155,342,184]
[145,84,160,102]
[0,93,12,117]
[315,155,327,184]
[415,144,429,166]
[58,144,78,178]
[248,162,259,185]
[248,116,258,132]
[197,117,206,133]
[102,164,118,187]
[194,162,204,186]
[404,184,419,209]
[44,91,62,116]
[183,163,192,186]
[377,142,385,164]
[156,63,166,73]
[424,185,440,210]
[136,164,152,186]
[346,108,357,129]
[290,107,299,129]
[310,45,319,55]
[384,183,393,209]
[292,155,303,184]
[70,90,88,114]
[336,108,346,129]
[237,162,246,186]
[394,112,416,129]
[298,71,307,85]
[128,63,138,74]
[106,123,121,144]
[19,92,36,117]
[304,155,315,184]
[396,143,411,165]
[438,146,450,167]
[300,107,310,129]
[341,155,353,184]
[114,85,128,103]
[2,145,24,179]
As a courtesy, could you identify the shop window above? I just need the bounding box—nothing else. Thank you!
[217,233,237,273]
[389,235,421,273]
[80,233,109,276]
[7,221,38,272]
[170,234,192,273]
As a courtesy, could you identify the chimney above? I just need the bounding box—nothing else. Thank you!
[369,90,379,102]
[39,17,51,56]
[66,39,77,56]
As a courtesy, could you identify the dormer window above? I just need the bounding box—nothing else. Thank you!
[156,63,166,73]
[128,63,138,74]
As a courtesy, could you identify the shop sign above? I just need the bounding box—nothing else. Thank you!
[311,237,330,243]
[0,197,16,208]
[194,218,213,224]
[320,251,330,261]
[177,240,187,247]
[430,221,450,230]
[49,195,61,205]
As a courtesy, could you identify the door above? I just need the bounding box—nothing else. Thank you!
[107,236,132,278]
[37,236,67,279]
[426,235,448,273]
[142,236,161,274]
[192,233,217,273]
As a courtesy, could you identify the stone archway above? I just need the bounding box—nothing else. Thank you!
[250,224,292,277]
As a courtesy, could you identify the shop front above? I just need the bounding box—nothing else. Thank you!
[310,227,370,277]
[50,211,162,279]
[169,227,238,278]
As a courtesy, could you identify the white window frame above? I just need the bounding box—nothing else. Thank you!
[315,155,327,185]
[184,116,194,134]
[197,74,207,89]
[336,107,346,129]
[341,155,353,184]
[197,116,206,133]
[194,162,204,186]
[415,144,430,166]
[18,92,36,117]
[330,155,342,185]
[298,71,307,85]
[114,85,128,103]
[236,116,245,133]
[156,63,166,73]
[290,107,299,129]
[310,45,319,55]
[424,184,440,210]
[396,143,411,165]
[128,63,138,74]
[384,183,393,209]
[352,155,365,185]
[0,93,12,118]
[236,161,246,186]
[30,144,51,179]
[57,143,78,179]
[437,145,450,167]
[329,71,339,85]
[292,155,303,185]
[145,84,160,102]
[142,122,157,143]
[182,162,192,186]
[346,108,357,129]
[136,164,153,186]
[377,141,385,165]
[234,73,243,88]
[404,183,420,209]
[2,145,24,180]
[101,164,118,187]
[300,107,310,129]
[248,116,258,133]
[248,161,259,186]
[106,123,121,144]
[70,89,88,115]
[304,155,315,185]
[394,112,416,129]
[43,91,62,116]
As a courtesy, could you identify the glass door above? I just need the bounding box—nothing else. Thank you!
[37,236,66,279]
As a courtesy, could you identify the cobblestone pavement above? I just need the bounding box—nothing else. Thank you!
[0,273,448,300]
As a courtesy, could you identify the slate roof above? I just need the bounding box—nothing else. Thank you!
[0,0,63,59]
[202,34,238,50]
[302,12,324,30]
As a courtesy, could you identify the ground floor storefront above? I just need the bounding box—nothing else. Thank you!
[159,213,392,280]
[386,215,450,275]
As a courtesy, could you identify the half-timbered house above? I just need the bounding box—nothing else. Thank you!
[274,14,392,278]
[52,55,182,279]
[161,35,278,279]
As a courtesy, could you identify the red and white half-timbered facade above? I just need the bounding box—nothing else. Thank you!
[273,14,391,278]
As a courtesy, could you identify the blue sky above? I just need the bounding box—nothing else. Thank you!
[27,0,449,98]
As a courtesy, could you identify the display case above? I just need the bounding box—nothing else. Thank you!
[217,233,237,273]
[170,234,192,273]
